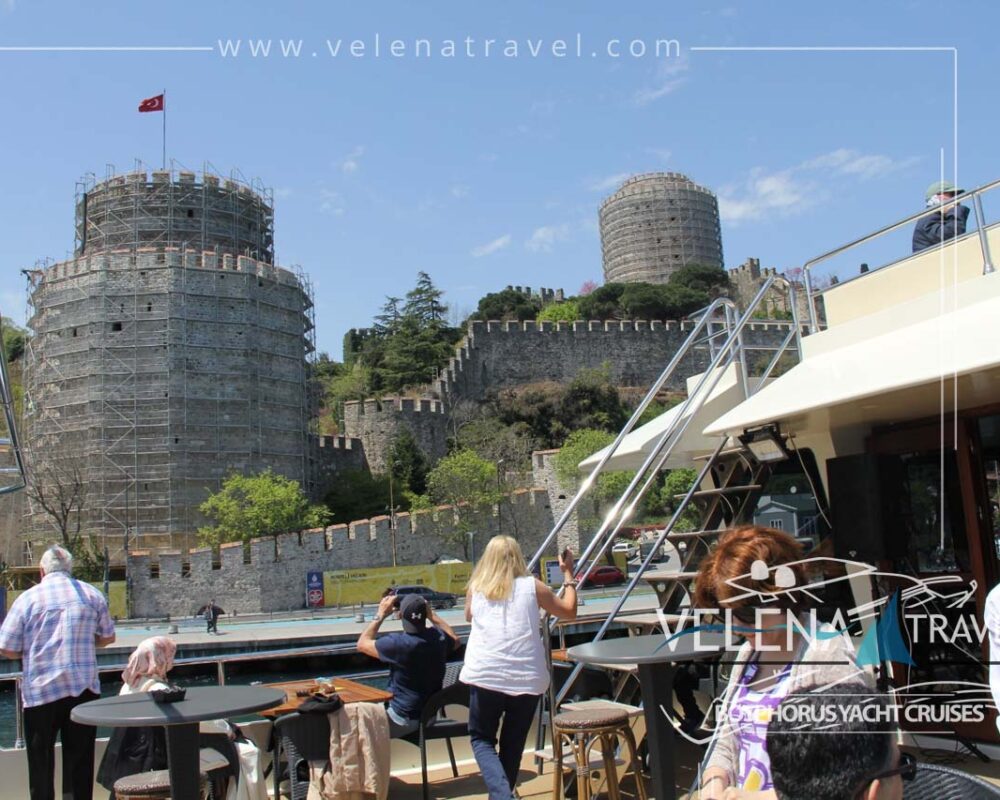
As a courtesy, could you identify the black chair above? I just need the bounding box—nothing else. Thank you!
[904,762,1000,800]
[272,712,332,800]
[401,662,471,800]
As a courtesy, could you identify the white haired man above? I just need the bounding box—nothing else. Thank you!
[0,545,116,800]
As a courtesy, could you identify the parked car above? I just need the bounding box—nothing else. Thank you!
[576,565,627,588]
[612,542,640,560]
[392,584,458,609]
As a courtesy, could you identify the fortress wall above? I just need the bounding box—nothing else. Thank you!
[341,397,448,473]
[434,319,800,402]
[128,488,555,617]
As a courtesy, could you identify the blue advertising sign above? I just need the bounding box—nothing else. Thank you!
[306,570,325,608]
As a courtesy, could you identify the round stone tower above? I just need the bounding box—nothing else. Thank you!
[24,169,314,557]
[599,172,724,284]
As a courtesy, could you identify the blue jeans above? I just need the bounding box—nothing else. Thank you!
[467,686,539,800]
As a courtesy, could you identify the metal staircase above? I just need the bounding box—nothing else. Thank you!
[526,275,805,708]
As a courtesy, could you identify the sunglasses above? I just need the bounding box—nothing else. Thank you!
[854,752,916,797]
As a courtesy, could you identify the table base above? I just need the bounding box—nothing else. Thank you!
[638,661,676,800]
[165,722,202,800]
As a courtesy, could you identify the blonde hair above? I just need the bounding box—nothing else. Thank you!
[468,535,529,601]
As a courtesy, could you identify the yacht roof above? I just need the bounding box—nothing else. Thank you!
[703,274,1000,438]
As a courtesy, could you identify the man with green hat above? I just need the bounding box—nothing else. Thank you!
[912,180,970,252]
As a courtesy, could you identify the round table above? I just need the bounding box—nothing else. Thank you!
[568,632,725,800]
[72,685,285,800]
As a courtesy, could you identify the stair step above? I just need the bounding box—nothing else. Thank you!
[663,529,723,541]
[692,446,749,461]
[674,484,762,500]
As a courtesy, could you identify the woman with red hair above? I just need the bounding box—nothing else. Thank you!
[694,526,872,800]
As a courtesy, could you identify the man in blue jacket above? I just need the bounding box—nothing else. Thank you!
[912,180,970,252]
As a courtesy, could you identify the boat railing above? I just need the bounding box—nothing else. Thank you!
[543,277,797,707]
[802,176,1000,333]
[0,642,394,750]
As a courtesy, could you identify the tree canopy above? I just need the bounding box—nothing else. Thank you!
[198,470,330,547]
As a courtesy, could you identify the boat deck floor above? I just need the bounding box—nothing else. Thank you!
[385,745,1000,799]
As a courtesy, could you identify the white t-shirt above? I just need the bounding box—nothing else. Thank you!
[460,576,549,696]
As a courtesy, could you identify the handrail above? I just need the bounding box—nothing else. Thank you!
[525,296,740,574]
[802,177,1000,333]
[559,277,777,601]
[551,278,781,705]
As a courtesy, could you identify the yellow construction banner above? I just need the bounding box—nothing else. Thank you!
[321,562,472,607]
[5,581,127,619]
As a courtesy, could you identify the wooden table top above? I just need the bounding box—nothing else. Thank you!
[258,677,393,718]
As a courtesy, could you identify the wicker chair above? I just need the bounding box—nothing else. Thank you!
[903,762,1000,800]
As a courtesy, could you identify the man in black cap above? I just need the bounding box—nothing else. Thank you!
[357,591,459,736]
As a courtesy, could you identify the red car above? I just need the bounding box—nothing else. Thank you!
[576,565,626,588]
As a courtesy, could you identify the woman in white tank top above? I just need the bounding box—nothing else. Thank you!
[459,536,578,800]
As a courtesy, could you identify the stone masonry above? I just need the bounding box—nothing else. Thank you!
[128,487,555,617]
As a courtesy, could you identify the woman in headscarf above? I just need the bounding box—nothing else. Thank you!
[97,637,266,800]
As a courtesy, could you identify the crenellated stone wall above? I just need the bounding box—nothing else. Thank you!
[432,318,802,403]
[127,487,555,617]
[341,318,805,472]
[341,397,448,473]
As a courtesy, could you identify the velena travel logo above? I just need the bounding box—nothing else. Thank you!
[652,556,997,742]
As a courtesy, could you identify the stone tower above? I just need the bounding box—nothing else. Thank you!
[23,168,316,558]
[599,172,724,284]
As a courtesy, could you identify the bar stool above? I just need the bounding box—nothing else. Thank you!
[552,708,648,800]
[113,769,208,799]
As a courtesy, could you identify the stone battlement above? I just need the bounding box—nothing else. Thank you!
[35,248,304,288]
[343,397,444,416]
[432,316,803,403]
[128,488,555,617]
[505,285,566,304]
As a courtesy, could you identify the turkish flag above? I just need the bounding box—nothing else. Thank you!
[138,94,164,113]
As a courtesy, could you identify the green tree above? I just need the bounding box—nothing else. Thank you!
[323,469,392,525]
[537,299,580,323]
[472,287,541,322]
[2,320,27,362]
[660,468,701,531]
[670,264,730,295]
[619,283,671,320]
[558,366,628,437]
[198,470,330,547]
[357,273,461,394]
[423,450,501,557]
[577,283,627,320]
[388,428,428,497]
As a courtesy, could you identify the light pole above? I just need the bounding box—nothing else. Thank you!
[496,459,504,535]
[467,530,476,564]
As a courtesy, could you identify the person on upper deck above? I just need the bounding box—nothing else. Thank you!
[357,592,460,737]
[0,545,115,800]
[912,180,970,253]
[694,526,873,800]
[460,536,578,800]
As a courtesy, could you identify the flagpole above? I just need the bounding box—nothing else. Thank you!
[162,89,167,170]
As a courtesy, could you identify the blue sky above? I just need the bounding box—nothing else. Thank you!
[1,1,996,357]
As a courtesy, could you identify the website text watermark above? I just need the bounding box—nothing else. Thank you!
[215,35,682,60]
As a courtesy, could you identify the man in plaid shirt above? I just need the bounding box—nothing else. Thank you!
[0,545,116,800]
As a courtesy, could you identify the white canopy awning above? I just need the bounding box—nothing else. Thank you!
[703,288,1000,438]
[578,363,752,473]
